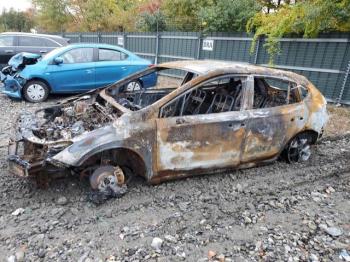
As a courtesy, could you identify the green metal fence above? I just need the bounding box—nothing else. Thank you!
[57,31,350,104]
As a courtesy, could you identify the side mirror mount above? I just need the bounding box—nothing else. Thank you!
[54,57,63,65]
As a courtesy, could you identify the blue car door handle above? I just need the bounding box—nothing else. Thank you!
[85,69,94,74]
[121,67,127,71]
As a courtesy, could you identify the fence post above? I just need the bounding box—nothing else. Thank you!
[254,36,260,64]
[79,33,82,43]
[123,32,127,49]
[155,32,160,64]
[337,60,350,104]
[196,33,202,60]
[97,32,101,43]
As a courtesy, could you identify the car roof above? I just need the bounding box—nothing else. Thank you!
[65,43,135,55]
[1,32,65,40]
[159,60,309,85]
[67,43,122,48]
[1,32,69,46]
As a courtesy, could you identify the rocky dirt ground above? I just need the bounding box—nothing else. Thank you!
[0,93,349,262]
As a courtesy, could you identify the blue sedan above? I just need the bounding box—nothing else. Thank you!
[0,43,157,102]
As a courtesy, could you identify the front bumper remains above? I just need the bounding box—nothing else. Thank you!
[0,72,23,99]
[7,138,45,177]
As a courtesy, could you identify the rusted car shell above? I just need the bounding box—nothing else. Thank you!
[9,60,328,184]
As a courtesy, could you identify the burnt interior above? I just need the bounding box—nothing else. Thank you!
[253,78,299,109]
[33,98,118,140]
[160,77,243,118]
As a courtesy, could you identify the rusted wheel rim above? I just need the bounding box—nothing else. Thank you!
[90,166,124,191]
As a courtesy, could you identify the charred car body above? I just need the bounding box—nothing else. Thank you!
[8,61,328,195]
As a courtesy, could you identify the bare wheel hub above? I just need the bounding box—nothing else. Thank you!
[287,137,311,162]
[90,165,125,191]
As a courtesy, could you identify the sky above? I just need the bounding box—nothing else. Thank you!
[0,0,32,11]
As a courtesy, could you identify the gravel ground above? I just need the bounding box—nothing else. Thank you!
[0,94,349,262]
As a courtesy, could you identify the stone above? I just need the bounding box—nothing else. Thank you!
[208,250,216,259]
[164,235,177,243]
[244,216,252,224]
[217,254,225,262]
[15,249,25,261]
[7,255,16,262]
[38,249,46,258]
[309,253,319,262]
[324,227,343,237]
[339,249,350,262]
[151,237,163,251]
[57,196,68,205]
[11,208,25,216]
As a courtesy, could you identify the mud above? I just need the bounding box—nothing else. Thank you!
[0,93,349,261]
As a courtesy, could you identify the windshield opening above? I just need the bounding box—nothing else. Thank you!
[103,67,199,111]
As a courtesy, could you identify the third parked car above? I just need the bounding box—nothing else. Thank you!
[0,32,69,67]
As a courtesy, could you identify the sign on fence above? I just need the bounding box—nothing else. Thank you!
[118,36,124,46]
[202,39,214,51]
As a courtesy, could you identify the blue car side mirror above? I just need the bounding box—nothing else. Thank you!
[54,57,64,65]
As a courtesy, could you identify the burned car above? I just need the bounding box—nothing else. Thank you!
[8,60,328,196]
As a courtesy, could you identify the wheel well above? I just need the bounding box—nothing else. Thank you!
[23,78,51,92]
[298,130,319,144]
[80,148,147,178]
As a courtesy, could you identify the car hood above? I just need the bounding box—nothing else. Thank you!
[8,52,41,71]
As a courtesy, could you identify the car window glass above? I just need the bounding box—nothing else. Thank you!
[61,48,94,64]
[0,36,14,46]
[43,38,60,47]
[19,36,47,47]
[98,48,127,61]
[253,77,299,109]
[159,76,244,118]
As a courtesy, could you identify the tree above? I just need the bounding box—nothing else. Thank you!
[81,0,121,31]
[137,10,167,32]
[198,0,261,33]
[0,8,35,32]
[162,0,212,31]
[247,0,350,64]
[32,0,71,32]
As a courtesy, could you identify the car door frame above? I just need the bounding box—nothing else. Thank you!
[240,74,306,164]
[47,46,96,92]
[94,47,130,88]
[153,73,254,178]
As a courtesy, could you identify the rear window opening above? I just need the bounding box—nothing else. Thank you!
[253,77,300,109]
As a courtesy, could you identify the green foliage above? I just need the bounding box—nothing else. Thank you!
[198,0,261,32]
[136,10,167,32]
[0,8,34,32]
[81,0,121,31]
[247,0,350,64]
[162,0,212,31]
[32,0,71,32]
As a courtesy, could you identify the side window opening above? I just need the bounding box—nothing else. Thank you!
[299,86,309,99]
[61,48,94,64]
[253,77,299,109]
[98,48,127,61]
[159,76,244,118]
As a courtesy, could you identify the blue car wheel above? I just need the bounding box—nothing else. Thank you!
[126,80,143,92]
[23,80,50,103]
